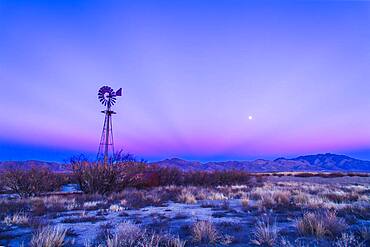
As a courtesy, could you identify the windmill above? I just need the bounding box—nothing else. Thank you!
[97,86,122,164]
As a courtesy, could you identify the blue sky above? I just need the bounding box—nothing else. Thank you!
[1,0,370,162]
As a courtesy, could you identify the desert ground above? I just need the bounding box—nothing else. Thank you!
[0,173,369,247]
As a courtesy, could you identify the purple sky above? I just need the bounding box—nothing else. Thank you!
[1,0,370,162]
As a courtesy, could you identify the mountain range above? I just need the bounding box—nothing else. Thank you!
[0,160,66,172]
[151,153,370,172]
[0,153,369,172]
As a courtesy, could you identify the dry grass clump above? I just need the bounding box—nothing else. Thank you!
[62,214,105,224]
[75,193,105,204]
[43,196,67,212]
[292,191,310,206]
[192,187,210,200]
[112,187,173,208]
[191,220,219,244]
[82,200,108,211]
[279,237,312,247]
[31,199,48,216]
[254,190,292,211]
[177,189,197,204]
[0,199,29,217]
[296,210,347,238]
[297,212,327,238]
[165,236,187,247]
[357,225,370,243]
[259,193,275,208]
[250,184,296,209]
[118,189,167,209]
[241,196,250,210]
[305,196,326,209]
[145,189,167,205]
[334,233,363,247]
[107,221,143,246]
[340,201,370,220]
[200,201,218,208]
[273,191,290,205]
[105,221,186,247]
[1,196,80,219]
[250,187,265,200]
[208,192,228,200]
[251,217,278,246]
[173,212,189,220]
[323,191,360,203]
[3,212,29,226]
[41,196,80,212]
[30,226,67,247]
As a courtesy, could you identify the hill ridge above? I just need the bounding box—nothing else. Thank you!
[1,153,369,172]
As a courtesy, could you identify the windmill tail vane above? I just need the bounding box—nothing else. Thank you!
[97,86,122,164]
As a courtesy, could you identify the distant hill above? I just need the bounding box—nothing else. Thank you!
[151,153,370,172]
[0,160,66,172]
[1,153,370,172]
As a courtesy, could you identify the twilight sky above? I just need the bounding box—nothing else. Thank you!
[1,0,370,162]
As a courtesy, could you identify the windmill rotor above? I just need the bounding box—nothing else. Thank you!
[98,86,117,108]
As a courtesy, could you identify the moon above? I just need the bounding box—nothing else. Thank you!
[248,115,253,120]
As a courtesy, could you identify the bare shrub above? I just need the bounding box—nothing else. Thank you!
[70,157,123,195]
[30,226,67,247]
[118,163,160,189]
[191,220,219,244]
[251,217,278,246]
[2,167,63,197]
[71,156,168,194]
[71,154,254,194]
[155,167,184,186]
[183,170,252,186]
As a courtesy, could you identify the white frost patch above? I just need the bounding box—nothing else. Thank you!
[109,204,125,212]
